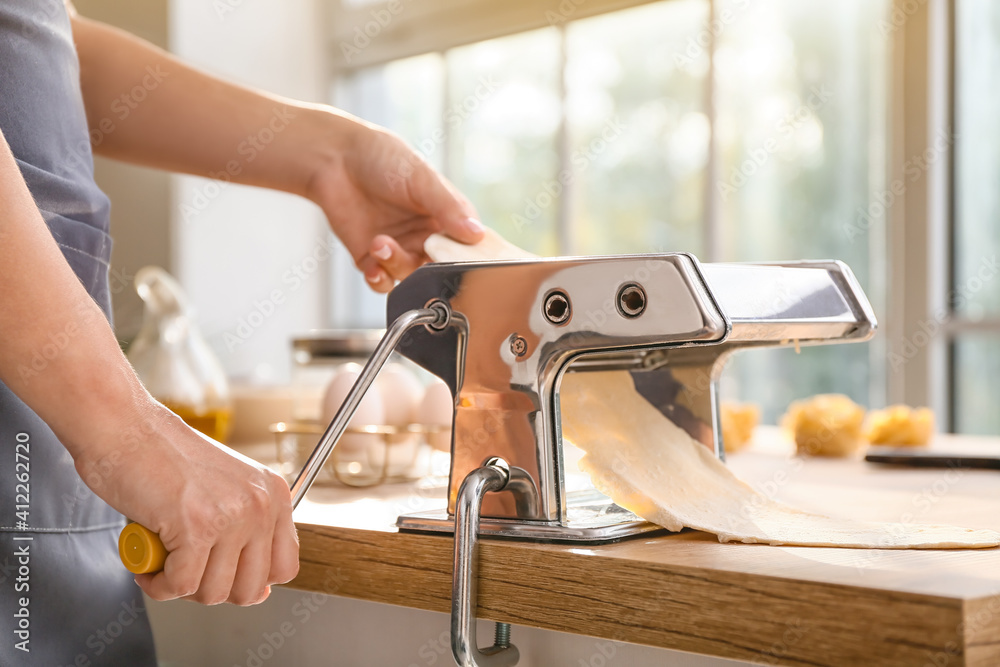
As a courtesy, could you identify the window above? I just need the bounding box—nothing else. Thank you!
[334,0,990,428]
[712,0,889,421]
[951,0,1000,434]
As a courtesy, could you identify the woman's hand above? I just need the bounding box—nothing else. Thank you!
[306,113,484,292]
[75,403,299,606]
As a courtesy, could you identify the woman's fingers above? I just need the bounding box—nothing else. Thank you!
[136,543,211,601]
[268,505,300,587]
[358,232,425,291]
[369,234,424,282]
[222,471,295,604]
[406,161,483,244]
[362,262,393,293]
[186,542,244,605]
[226,537,274,605]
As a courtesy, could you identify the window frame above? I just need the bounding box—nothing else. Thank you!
[883,0,953,426]
[326,0,662,75]
[943,0,1000,431]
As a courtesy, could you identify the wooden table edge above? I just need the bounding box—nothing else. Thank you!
[287,521,1000,666]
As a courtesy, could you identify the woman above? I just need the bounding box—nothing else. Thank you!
[0,1,483,663]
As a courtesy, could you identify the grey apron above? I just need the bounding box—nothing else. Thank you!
[1,1,157,664]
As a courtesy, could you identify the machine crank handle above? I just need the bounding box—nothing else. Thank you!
[119,303,451,575]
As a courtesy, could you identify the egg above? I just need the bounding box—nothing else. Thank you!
[365,363,423,476]
[321,363,385,464]
[366,433,421,477]
[376,363,423,444]
[417,379,454,452]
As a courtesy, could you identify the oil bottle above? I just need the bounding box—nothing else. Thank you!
[126,266,232,442]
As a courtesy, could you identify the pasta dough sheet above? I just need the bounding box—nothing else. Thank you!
[424,229,537,262]
[561,371,1000,549]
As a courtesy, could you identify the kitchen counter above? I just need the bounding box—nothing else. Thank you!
[279,427,1000,666]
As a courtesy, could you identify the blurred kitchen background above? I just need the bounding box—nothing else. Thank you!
[76,0,1000,434]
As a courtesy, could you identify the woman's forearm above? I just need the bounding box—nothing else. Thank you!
[69,8,355,198]
[67,4,484,293]
[0,127,156,463]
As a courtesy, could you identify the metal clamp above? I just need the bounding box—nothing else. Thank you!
[451,458,520,667]
[290,303,450,507]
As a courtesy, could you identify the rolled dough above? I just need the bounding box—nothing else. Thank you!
[424,228,536,262]
[560,371,1000,549]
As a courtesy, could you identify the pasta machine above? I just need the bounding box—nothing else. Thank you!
[290,252,877,667]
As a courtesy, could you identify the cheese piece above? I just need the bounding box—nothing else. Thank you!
[719,401,759,453]
[782,394,867,457]
[424,228,536,262]
[560,371,1000,549]
[867,405,934,446]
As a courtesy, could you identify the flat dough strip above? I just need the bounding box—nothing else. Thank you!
[424,229,536,262]
[561,371,1000,549]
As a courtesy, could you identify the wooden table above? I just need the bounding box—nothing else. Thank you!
[283,427,1000,666]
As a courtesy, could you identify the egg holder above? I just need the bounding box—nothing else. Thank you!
[289,253,877,667]
[270,420,447,487]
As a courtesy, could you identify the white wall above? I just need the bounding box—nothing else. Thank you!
[169,0,333,383]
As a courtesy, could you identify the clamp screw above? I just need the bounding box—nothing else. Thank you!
[494,622,512,649]
[509,335,528,357]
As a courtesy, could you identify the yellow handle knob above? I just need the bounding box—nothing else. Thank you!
[119,522,167,574]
